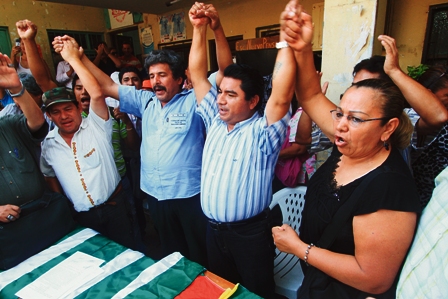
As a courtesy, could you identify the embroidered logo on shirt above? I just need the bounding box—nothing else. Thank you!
[84,148,96,158]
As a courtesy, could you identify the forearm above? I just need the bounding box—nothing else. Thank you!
[81,54,119,99]
[9,85,45,132]
[387,68,448,133]
[278,143,307,159]
[213,25,232,86]
[23,39,56,92]
[108,53,123,68]
[45,176,63,194]
[295,110,312,144]
[294,48,335,141]
[190,26,211,103]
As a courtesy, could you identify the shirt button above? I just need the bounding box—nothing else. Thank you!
[10,181,12,184]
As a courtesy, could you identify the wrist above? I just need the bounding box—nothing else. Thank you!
[7,82,26,98]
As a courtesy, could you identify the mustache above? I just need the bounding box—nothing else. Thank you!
[153,85,166,92]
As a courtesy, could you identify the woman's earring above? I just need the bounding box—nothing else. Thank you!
[383,141,389,151]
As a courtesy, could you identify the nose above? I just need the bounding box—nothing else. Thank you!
[217,93,225,105]
[335,115,349,131]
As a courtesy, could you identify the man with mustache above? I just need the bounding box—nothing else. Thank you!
[52,5,232,264]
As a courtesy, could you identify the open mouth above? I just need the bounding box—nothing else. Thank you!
[81,98,90,103]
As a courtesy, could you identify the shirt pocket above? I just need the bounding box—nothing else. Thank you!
[4,145,35,173]
[79,146,101,172]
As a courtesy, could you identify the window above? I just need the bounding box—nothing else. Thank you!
[422,3,448,65]
[47,29,104,69]
[0,27,12,55]
[208,35,243,73]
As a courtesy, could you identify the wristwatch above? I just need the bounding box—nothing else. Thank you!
[276,41,289,49]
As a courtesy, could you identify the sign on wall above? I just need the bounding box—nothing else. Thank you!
[141,26,154,55]
[158,12,186,43]
[109,9,134,29]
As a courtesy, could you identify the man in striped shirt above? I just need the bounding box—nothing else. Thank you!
[189,3,297,297]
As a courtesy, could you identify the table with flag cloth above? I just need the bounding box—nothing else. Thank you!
[0,227,260,299]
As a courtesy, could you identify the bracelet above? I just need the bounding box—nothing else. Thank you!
[126,127,133,131]
[6,82,25,98]
[276,41,289,49]
[304,243,315,266]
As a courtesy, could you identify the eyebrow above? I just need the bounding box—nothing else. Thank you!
[337,106,369,116]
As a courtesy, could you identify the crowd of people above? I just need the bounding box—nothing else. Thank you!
[1,0,447,298]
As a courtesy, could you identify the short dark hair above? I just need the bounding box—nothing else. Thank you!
[119,66,142,83]
[223,64,264,113]
[72,74,81,90]
[144,50,186,82]
[418,64,448,93]
[18,73,42,96]
[353,56,390,81]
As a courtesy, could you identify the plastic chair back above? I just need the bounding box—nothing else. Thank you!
[270,186,307,299]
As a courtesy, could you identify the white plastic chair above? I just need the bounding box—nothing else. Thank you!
[270,186,307,299]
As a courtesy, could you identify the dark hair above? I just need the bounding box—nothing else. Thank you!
[223,64,264,113]
[94,41,107,50]
[119,66,142,83]
[350,79,413,149]
[417,64,448,93]
[18,73,42,96]
[353,56,390,81]
[71,74,80,90]
[144,50,186,82]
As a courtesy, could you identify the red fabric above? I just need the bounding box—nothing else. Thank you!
[176,275,225,299]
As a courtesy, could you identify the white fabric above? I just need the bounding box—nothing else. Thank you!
[396,166,448,298]
[40,109,120,211]
[55,60,76,89]
[111,252,183,299]
[0,229,98,291]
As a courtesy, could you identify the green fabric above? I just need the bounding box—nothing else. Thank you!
[0,115,47,205]
[111,118,127,177]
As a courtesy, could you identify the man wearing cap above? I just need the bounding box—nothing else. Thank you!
[40,39,136,250]
[0,53,50,223]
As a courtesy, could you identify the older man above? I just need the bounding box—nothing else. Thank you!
[42,37,136,250]
[188,3,296,297]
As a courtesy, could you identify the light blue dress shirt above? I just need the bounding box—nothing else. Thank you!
[119,85,205,200]
[197,86,289,222]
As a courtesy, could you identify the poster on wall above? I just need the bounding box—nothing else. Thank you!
[109,9,134,29]
[159,15,173,43]
[172,12,186,41]
[141,26,154,55]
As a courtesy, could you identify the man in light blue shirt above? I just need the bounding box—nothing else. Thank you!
[189,3,297,297]
[77,13,231,265]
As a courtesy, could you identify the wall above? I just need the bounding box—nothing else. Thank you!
[138,0,323,49]
[388,0,448,71]
[1,1,106,76]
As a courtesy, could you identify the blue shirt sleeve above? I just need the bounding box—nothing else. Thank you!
[118,85,155,119]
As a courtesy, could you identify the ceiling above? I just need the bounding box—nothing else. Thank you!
[38,0,223,15]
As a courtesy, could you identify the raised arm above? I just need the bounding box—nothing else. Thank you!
[189,2,213,104]
[16,20,57,92]
[0,53,45,132]
[206,4,232,87]
[263,2,298,126]
[380,35,448,134]
[53,36,119,99]
[283,0,335,141]
[59,39,109,120]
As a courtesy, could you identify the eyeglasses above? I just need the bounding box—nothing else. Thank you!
[426,70,447,90]
[330,110,389,127]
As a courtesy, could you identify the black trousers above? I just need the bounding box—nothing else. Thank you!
[206,210,277,298]
[145,193,208,267]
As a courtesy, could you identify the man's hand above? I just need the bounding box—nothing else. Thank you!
[0,204,21,223]
[16,19,38,41]
[280,0,313,52]
[11,46,21,58]
[0,53,22,91]
[60,39,83,63]
[189,2,210,28]
[204,4,221,31]
[53,35,80,54]
[379,35,402,77]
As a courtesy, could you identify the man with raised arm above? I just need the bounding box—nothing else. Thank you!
[41,38,136,250]
[189,2,296,297]
[0,53,49,223]
[52,5,232,264]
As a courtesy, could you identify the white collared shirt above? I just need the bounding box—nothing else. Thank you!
[40,109,120,212]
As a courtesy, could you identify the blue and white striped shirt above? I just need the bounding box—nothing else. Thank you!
[197,87,289,222]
